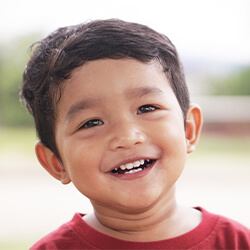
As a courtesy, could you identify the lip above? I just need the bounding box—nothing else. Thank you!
[108,159,156,180]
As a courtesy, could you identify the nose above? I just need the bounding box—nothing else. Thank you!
[109,120,146,151]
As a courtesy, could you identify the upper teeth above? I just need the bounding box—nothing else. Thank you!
[116,159,148,171]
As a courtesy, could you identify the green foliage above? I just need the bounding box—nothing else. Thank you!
[0,35,40,127]
[210,67,250,95]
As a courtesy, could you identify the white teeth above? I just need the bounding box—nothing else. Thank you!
[124,168,143,174]
[116,159,150,172]
[134,167,142,173]
[125,163,134,170]
[120,165,126,170]
[133,161,141,168]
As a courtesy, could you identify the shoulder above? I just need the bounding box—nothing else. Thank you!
[197,207,250,249]
[29,213,93,250]
[216,213,250,242]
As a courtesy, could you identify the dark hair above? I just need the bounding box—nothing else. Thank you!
[20,19,189,161]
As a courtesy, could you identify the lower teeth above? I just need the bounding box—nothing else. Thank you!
[124,168,143,174]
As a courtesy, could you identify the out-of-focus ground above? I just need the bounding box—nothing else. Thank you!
[0,123,249,249]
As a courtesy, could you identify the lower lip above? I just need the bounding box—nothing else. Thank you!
[109,161,156,180]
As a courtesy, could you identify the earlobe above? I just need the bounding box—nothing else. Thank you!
[35,141,71,184]
[185,104,203,154]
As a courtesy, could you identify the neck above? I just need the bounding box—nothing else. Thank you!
[83,186,201,242]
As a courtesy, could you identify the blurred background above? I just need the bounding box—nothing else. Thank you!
[0,0,249,249]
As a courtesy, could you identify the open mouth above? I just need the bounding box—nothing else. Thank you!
[111,159,154,175]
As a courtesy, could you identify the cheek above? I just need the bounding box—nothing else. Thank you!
[155,118,187,173]
[155,116,186,150]
[63,146,103,199]
[61,139,102,180]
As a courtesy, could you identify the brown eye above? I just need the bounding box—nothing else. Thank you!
[137,105,158,114]
[80,119,104,129]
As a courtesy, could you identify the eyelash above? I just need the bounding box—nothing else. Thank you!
[137,104,159,114]
[80,119,104,129]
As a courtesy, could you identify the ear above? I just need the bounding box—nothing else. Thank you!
[35,141,71,184]
[185,104,203,154]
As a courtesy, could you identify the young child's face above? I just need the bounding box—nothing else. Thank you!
[54,58,188,212]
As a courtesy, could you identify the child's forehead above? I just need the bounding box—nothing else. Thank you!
[67,58,166,90]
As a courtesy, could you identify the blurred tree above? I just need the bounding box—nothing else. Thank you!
[0,35,40,127]
[210,67,250,95]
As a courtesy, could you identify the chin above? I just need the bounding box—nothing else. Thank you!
[117,190,163,213]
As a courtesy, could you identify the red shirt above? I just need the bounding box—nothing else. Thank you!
[30,207,250,249]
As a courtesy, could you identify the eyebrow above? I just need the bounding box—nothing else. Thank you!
[124,86,164,99]
[65,97,103,122]
[65,86,164,122]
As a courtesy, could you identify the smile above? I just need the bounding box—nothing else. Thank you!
[111,159,154,175]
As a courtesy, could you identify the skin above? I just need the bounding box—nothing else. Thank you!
[36,58,203,242]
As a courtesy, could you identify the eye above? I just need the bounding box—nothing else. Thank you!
[137,104,159,114]
[79,119,104,129]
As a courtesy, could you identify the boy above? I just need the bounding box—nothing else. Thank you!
[20,19,250,249]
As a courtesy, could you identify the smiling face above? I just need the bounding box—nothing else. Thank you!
[38,58,199,213]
